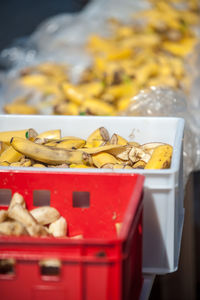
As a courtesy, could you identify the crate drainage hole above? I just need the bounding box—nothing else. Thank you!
[0,189,12,206]
[33,190,50,206]
[0,259,15,275]
[39,259,61,277]
[73,191,90,208]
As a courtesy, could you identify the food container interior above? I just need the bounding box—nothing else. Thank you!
[0,115,184,175]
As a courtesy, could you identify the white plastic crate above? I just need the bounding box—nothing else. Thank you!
[140,274,156,300]
[0,115,184,274]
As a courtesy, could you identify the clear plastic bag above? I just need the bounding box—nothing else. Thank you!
[124,86,200,183]
[0,0,150,71]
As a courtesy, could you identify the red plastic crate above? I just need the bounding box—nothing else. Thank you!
[0,171,144,300]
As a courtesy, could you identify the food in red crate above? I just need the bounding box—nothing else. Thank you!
[0,191,124,239]
[0,192,69,237]
[0,172,144,300]
[0,127,173,169]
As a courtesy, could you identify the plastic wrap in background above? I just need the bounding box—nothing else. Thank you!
[123,87,200,184]
[0,0,200,183]
[0,0,150,75]
[0,0,150,109]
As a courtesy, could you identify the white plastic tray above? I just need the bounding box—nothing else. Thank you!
[0,115,184,274]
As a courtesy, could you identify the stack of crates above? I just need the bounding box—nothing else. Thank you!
[0,115,184,299]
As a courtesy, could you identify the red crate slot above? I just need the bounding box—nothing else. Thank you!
[0,171,144,300]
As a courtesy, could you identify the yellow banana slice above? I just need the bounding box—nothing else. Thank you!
[132,160,146,169]
[32,163,46,168]
[124,165,133,169]
[0,128,37,145]
[70,164,91,168]
[54,102,79,115]
[145,144,173,169]
[110,133,128,145]
[17,158,32,167]
[0,146,23,163]
[0,142,9,154]
[92,152,119,168]
[20,74,49,87]
[36,130,61,140]
[117,97,132,112]
[78,81,104,98]
[62,82,84,105]
[0,161,10,166]
[46,138,86,149]
[4,103,39,115]
[80,98,115,116]
[10,162,24,167]
[101,163,115,169]
[10,137,91,165]
[47,164,69,168]
[85,127,109,148]
[80,144,124,154]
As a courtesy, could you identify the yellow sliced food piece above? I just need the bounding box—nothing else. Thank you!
[80,98,115,116]
[10,137,91,165]
[106,83,137,99]
[32,163,46,168]
[80,144,124,154]
[162,38,197,57]
[0,146,23,163]
[62,82,84,105]
[19,74,49,88]
[70,164,91,168]
[4,103,39,114]
[0,128,37,145]
[78,81,104,98]
[92,152,119,168]
[54,102,79,115]
[107,48,132,60]
[0,161,10,166]
[85,127,109,148]
[132,160,146,169]
[145,145,173,169]
[117,97,132,112]
[0,142,9,154]
[46,138,86,149]
[110,133,128,145]
[36,130,61,140]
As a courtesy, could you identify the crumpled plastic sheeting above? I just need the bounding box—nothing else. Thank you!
[0,0,150,112]
[123,86,200,184]
[0,0,150,74]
